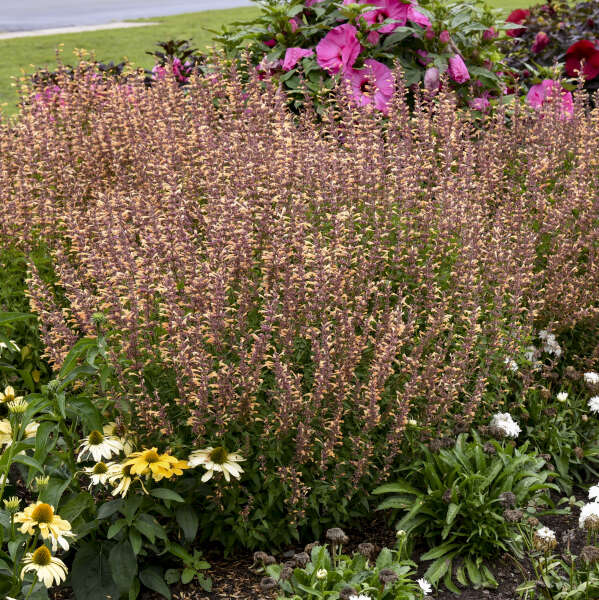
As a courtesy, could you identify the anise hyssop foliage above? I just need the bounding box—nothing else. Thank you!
[0,62,598,545]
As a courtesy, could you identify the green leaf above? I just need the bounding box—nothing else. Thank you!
[372,480,420,496]
[151,488,184,503]
[446,503,460,525]
[181,568,195,585]
[129,529,142,555]
[140,568,171,599]
[71,543,119,600]
[109,540,138,594]
[12,453,44,474]
[108,519,127,539]
[176,505,199,542]
[425,556,450,584]
[0,312,35,325]
[465,558,482,587]
[97,499,124,520]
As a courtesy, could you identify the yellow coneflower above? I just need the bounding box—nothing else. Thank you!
[123,448,188,482]
[188,446,245,482]
[21,546,68,588]
[77,430,123,462]
[15,501,74,551]
[103,422,134,454]
[0,386,21,403]
[0,419,39,447]
[106,462,136,497]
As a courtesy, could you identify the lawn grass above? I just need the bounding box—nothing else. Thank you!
[0,0,535,116]
[0,7,260,114]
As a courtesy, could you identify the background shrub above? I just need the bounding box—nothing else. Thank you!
[1,61,599,549]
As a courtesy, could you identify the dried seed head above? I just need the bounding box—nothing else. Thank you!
[304,542,319,554]
[503,509,523,523]
[340,587,358,600]
[581,545,599,564]
[527,517,540,528]
[499,492,516,508]
[253,551,269,564]
[283,560,296,569]
[279,566,294,580]
[293,552,309,568]
[325,527,348,544]
[263,555,277,566]
[379,568,399,584]
[483,442,496,455]
[357,542,375,559]
[442,489,452,503]
[260,576,277,591]
[574,447,584,460]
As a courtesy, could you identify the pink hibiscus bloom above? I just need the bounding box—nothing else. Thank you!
[348,59,394,113]
[506,9,530,37]
[531,31,550,53]
[526,79,573,118]
[282,47,314,71]
[362,0,410,34]
[469,92,491,112]
[407,4,432,29]
[447,54,470,83]
[316,23,361,73]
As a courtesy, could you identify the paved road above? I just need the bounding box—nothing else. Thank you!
[0,0,253,32]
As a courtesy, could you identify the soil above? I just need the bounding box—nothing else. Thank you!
[51,492,589,600]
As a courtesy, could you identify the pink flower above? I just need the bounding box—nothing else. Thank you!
[407,4,432,29]
[289,18,300,33]
[362,0,409,34]
[417,49,430,66]
[306,0,324,5]
[316,23,361,74]
[531,31,550,53]
[423,66,440,92]
[152,64,167,80]
[439,30,450,44]
[264,39,276,48]
[506,9,530,37]
[367,31,381,45]
[447,54,470,83]
[526,79,574,118]
[348,59,394,113]
[282,47,314,71]
[483,27,497,40]
[469,92,491,112]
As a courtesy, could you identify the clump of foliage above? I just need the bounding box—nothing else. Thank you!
[2,57,599,551]
[259,533,427,599]
[501,0,599,95]
[374,432,558,590]
[216,0,508,112]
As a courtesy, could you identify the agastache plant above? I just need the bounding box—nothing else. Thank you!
[1,57,599,547]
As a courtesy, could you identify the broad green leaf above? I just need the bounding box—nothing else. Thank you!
[140,568,171,599]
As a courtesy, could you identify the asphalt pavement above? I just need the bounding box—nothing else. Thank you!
[0,0,253,32]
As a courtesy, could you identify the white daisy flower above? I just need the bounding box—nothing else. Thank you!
[536,526,556,542]
[349,595,372,600]
[580,502,599,531]
[589,397,599,414]
[83,462,112,487]
[418,578,433,595]
[504,358,518,372]
[556,392,568,402]
[106,462,135,497]
[316,568,327,580]
[490,413,521,438]
[585,372,599,385]
[589,484,599,501]
[21,546,68,588]
[77,430,123,462]
[188,446,245,482]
